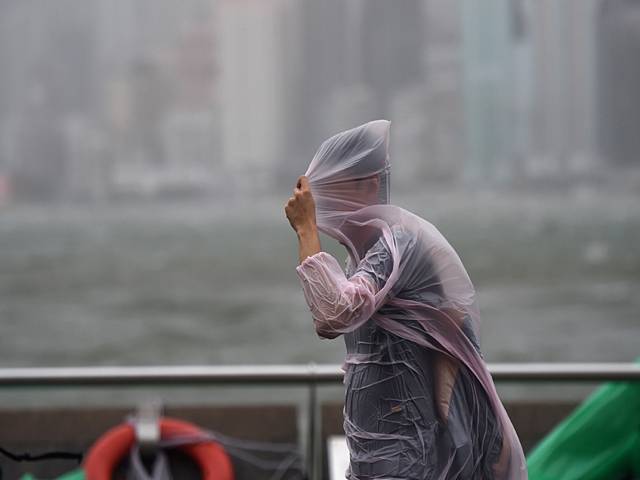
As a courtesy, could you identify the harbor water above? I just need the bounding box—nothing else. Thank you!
[1,189,638,370]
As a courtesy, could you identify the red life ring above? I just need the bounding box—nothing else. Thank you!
[83,417,234,480]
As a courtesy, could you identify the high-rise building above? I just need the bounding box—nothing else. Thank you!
[461,0,516,184]
[597,0,640,167]
[293,0,432,188]
[0,1,98,200]
[420,0,465,184]
[216,0,302,193]
[529,0,599,178]
[462,0,601,184]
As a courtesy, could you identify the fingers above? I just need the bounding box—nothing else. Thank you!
[284,198,294,224]
[284,196,295,211]
[285,175,314,220]
[295,175,309,193]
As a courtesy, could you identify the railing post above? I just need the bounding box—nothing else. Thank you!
[307,379,319,480]
[305,362,323,480]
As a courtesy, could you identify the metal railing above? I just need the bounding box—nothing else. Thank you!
[0,363,638,480]
[0,362,639,386]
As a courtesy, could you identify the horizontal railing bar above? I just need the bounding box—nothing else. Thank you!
[489,362,640,381]
[0,365,342,386]
[0,363,638,387]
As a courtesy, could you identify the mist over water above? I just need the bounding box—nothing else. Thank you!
[1,188,638,368]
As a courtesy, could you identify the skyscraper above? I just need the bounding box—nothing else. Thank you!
[216,0,300,193]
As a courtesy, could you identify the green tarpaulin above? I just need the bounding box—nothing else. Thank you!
[527,359,640,480]
[20,469,84,480]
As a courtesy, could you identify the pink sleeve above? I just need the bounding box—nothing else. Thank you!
[296,252,378,339]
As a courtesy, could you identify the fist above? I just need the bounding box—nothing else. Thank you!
[285,176,316,234]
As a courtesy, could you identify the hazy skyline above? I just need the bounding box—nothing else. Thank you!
[0,0,638,204]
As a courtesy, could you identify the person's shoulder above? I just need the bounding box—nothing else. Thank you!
[388,206,451,248]
[390,222,410,237]
[389,223,417,253]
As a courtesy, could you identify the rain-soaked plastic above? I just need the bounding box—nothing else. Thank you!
[296,120,528,479]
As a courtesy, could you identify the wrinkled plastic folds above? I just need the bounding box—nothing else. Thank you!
[296,120,527,479]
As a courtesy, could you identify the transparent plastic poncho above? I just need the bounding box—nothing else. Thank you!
[296,120,527,479]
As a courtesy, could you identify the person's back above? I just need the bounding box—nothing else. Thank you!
[341,222,501,478]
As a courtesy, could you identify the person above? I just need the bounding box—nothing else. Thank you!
[285,120,527,479]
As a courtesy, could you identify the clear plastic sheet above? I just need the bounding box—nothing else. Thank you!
[296,120,527,479]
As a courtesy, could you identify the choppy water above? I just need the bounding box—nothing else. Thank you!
[1,190,639,369]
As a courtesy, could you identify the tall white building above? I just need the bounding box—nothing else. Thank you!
[216,0,301,193]
[529,0,599,177]
[462,0,600,184]
[461,0,516,184]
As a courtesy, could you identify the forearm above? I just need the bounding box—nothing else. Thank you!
[296,252,378,338]
[297,225,321,264]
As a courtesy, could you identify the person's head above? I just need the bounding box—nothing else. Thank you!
[352,174,381,205]
[305,119,391,218]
